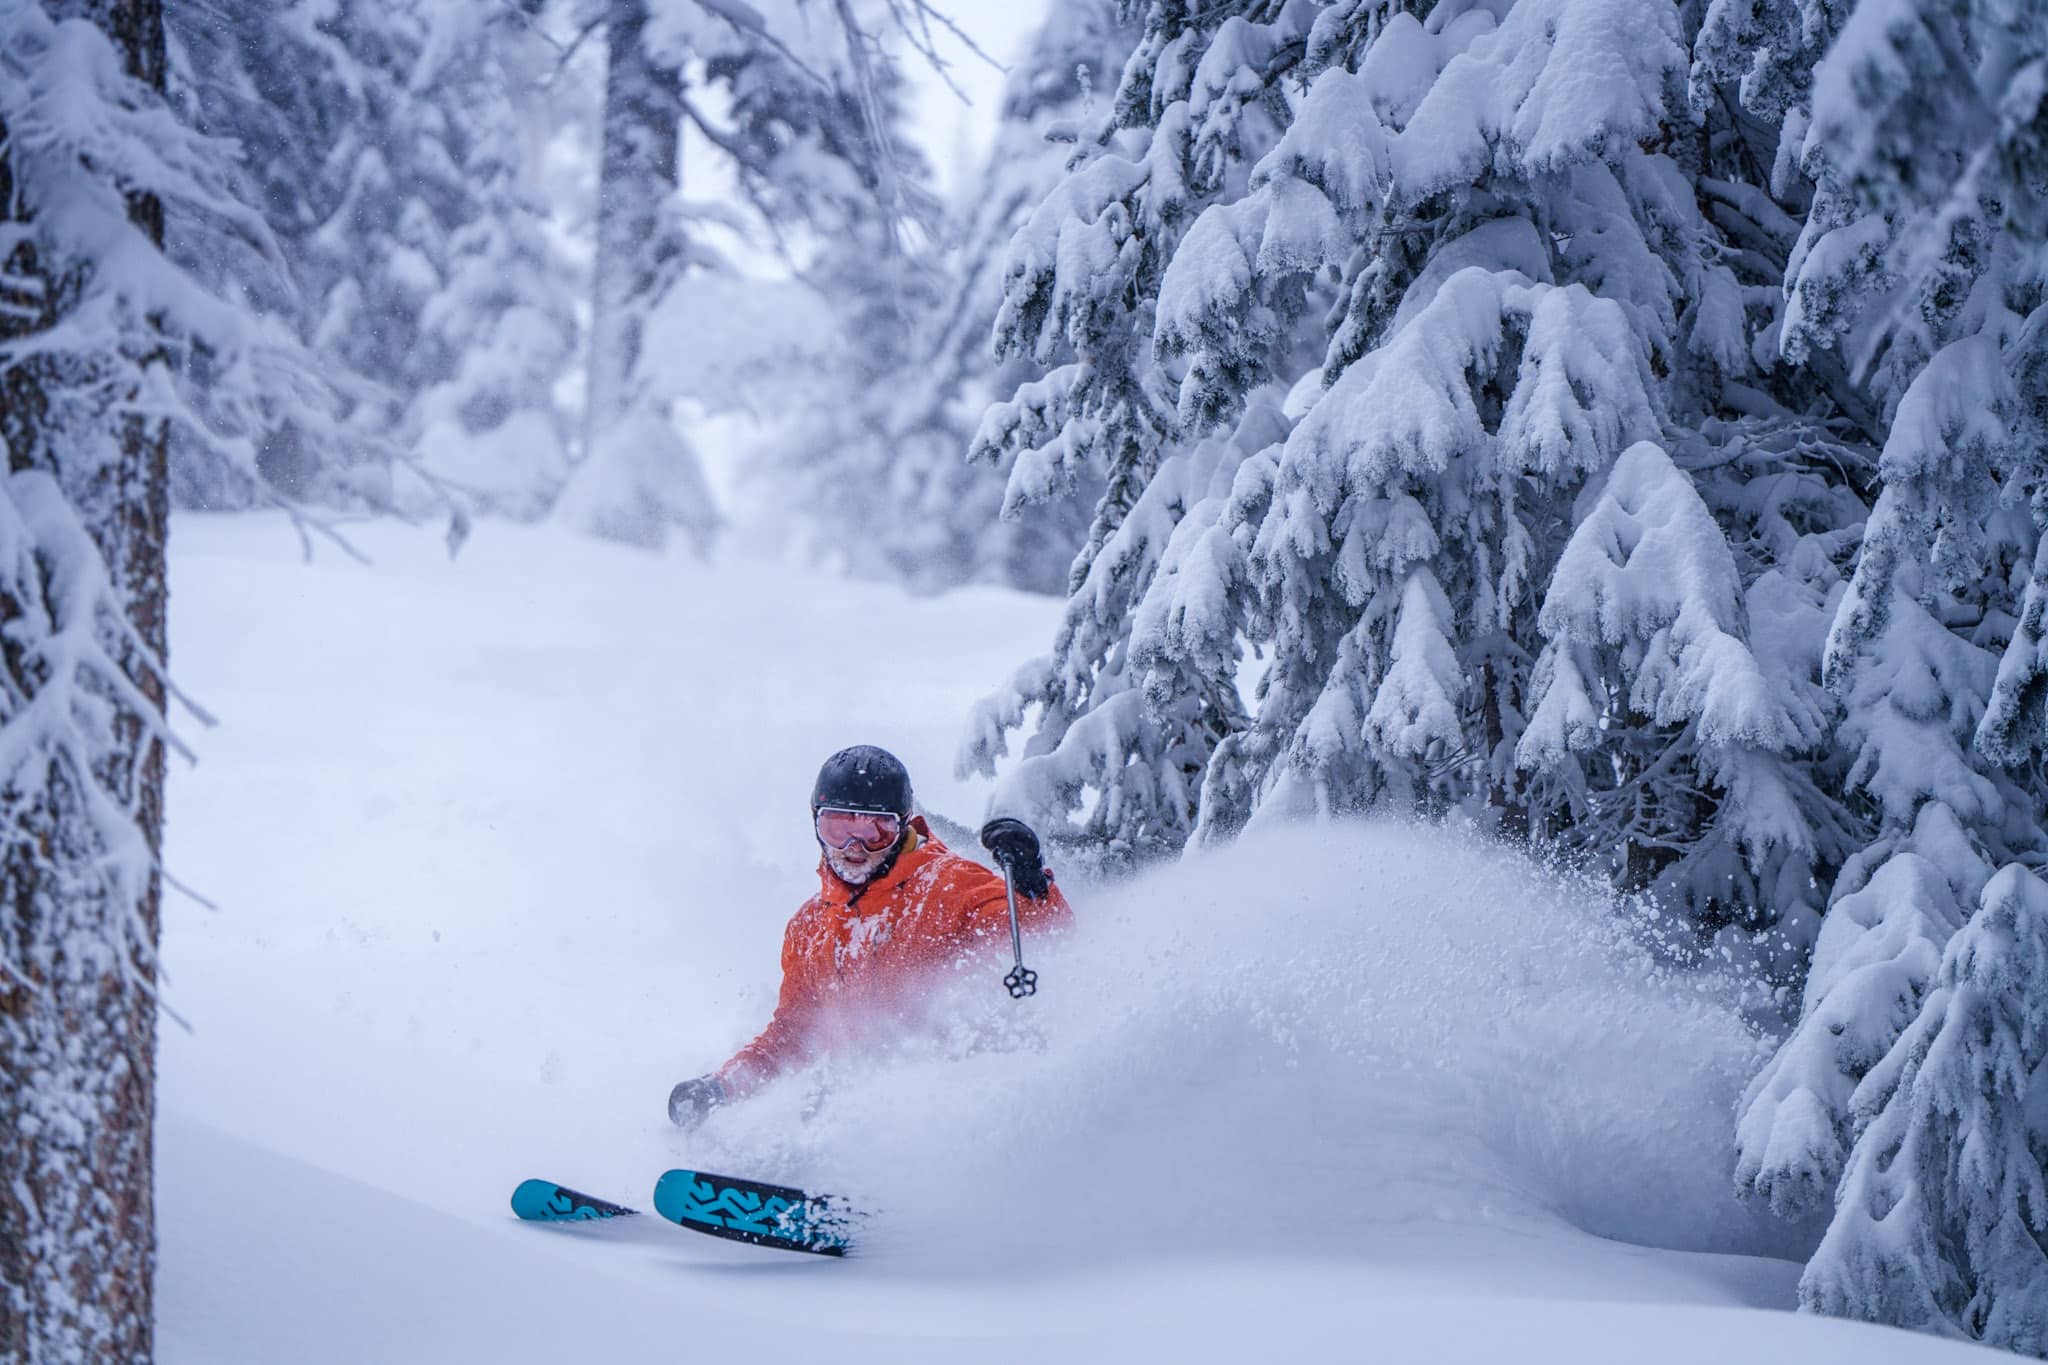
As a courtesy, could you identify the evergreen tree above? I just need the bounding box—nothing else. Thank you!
[400,6,577,519]
[960,0,1318,865]
[1729,0,2048,1345]
[554,0,717,550]
[1516,439,1837,934]
[556,0,965,553]
[962,31,2048,1342]
[169,0,578,516]
[764,0,1128,594]
[1802,864,2048,1353]
[0,0,313,1352]
[1736,798,1991,1217]
[962,0,1820,903]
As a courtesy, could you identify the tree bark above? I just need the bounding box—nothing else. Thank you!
[0,2,170,1361]
[585,0,679,463]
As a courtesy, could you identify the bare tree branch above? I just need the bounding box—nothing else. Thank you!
[545,15,607,84]
[886,0,1004,101]
[691,0,834,90]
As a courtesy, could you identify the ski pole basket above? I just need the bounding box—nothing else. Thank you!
[1000,865,1038,998]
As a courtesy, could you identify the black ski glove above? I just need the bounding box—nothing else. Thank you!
[980,817,1051,900]
[668,1074,727,1129]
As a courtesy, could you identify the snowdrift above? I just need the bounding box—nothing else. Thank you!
[689,819,1815,1270]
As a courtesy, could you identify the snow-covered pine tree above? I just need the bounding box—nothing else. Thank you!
[400,6,577,520]
[965,0,1815,899]
[959,0,1313,867]
[1801,863,2048,1352]
[1688,0,1938,1200]
[742,29,951,585]
[764,0,1127,594]
[1728,0,2048,1343]
[1734,793,1993,1218]
[1514,439,1835,937]
[1791,0,2048,870]
[755,211,987,590]
[169,0,578,517]
[294,3,466,488]
[176,0,428,503]
[553,0,717,551]
[964,394,1290,868]
[162,1,339,504]
[0,0,307,1353]
[945,0,1136,591]
[556,0,963,553]
[1732,395,2019,1217]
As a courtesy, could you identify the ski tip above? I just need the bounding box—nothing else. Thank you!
[510,1179,558,1220]
[510,1179,637,1222]
[652,1168,852,1257]
[650,1168,692,1210]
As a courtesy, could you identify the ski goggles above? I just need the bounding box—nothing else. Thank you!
[815,807,903,852]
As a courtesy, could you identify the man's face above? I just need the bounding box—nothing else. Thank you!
[816,807,903,885]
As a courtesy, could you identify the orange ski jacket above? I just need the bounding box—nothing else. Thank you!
[717,817,1070,1095]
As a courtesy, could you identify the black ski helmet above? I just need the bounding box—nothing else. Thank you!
[811,745,913,818]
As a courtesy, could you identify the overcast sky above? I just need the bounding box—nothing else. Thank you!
[905,1,1053,196]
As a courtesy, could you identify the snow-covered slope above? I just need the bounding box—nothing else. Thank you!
[158,1111,1995,1364]
[157,515,2010,1361]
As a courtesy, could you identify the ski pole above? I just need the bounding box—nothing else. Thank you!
[999,862,1038,999]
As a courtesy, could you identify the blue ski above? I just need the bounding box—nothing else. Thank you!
[509,1179,638,1223]
[651,1168,853,1257]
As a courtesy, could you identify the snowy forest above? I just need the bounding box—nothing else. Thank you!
[2,0,2046,1360]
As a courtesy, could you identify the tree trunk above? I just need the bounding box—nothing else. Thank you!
[0,2,170,1361]
[585,0,677,466]
[557,0,718,552]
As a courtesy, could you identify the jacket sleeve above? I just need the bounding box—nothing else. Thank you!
[1021,871,1072,931]
[716,920,818,1097]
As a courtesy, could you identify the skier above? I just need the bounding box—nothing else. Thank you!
[668,745,1070,1127]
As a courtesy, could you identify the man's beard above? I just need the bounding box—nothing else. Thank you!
[826,843,887,885]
